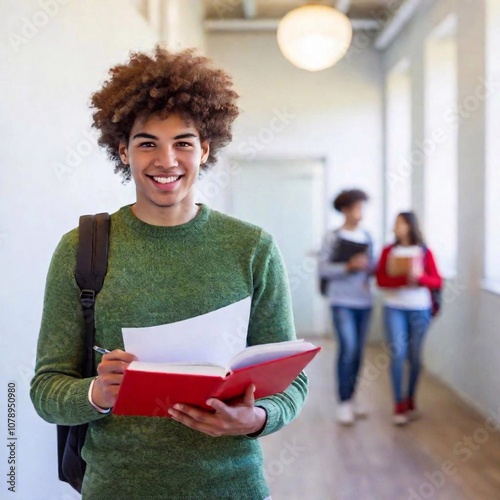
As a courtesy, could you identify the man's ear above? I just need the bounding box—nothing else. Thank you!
[118,141,129,165]
[201,142,210,165]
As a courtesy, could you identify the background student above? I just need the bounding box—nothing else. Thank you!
[318,189,374,425]
[376,212,442,425]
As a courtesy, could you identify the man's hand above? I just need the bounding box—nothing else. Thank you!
[168,384,267,437]
[92,349,137,409]
[347,253,369,272]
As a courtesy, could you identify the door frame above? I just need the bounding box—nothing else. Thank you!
[226,156,330,337]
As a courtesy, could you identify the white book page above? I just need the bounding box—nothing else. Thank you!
[128,361,227,377]
[122,296,251,366]
[391,245,423,257]
[229,339,315,371]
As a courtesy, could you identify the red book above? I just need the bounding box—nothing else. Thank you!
[113,340,321,417]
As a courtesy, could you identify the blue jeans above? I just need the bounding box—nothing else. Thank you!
[384,307,432,403]
[331,306,372,402]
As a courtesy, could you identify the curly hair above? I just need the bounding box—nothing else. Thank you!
[90,45,240,182]
[333,189,369,212]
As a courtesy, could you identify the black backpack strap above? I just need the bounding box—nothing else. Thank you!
[56,212,110,492]
[75,213,110,378]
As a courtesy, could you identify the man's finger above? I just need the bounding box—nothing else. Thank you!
[243,384,256,406]
[171,404,217,424]
[103,349,137,363]
[206,398,232,417]
[168,407,225,437]
[99,360,131,374]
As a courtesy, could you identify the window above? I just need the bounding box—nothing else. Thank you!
[423,15,458,277]
[485,0,500,287]
[385,58,412,238]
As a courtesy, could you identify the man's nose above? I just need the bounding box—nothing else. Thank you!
[155,145,178,167]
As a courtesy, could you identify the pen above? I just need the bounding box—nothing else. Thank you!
[93,345,111,355]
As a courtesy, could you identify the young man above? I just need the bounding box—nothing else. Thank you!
[318,189,374,425]
[30,46,308,499]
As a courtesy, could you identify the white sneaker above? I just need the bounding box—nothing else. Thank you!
[337,401,355,425]
[392,413,409,426]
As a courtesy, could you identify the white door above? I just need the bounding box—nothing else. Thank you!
[228,159,326,337]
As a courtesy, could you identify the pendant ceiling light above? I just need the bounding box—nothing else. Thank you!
[277,4,353,72]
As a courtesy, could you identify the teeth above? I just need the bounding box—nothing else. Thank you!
[153,175,180,184]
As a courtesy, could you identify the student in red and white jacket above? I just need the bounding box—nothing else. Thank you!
[376,212,442,426]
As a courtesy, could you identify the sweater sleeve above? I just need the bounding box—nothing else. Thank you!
[376,246,409,288]
[317,231,348,279]
[30,232,110,426]
[245,231,309,438]
[418,249,443,289]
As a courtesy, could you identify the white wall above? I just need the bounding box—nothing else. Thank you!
[385,58,412,237]
[383,0,500,421]
[0,1,158,498]
[423,18,458,277]
[484,0,500,285]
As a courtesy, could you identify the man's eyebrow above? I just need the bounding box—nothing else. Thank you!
[174,133,198,140]
[132,133,159,140]
[131,132,198,140]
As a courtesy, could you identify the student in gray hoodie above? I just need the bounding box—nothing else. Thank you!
[318,189,374,425]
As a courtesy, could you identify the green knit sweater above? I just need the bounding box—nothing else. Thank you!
[30,203,308,500]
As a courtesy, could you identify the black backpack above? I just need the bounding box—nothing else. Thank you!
[56,212,110,492]
[319,229,340,296]
[422,245,443,317]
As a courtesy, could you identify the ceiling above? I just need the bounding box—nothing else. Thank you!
[204,0,404,24]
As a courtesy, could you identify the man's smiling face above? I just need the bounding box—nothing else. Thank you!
[119,113,210,211]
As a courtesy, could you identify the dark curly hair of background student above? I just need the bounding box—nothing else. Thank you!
[333,189,369,212]
[90,45,240,182]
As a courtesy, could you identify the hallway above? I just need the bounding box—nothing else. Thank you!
[261,339,500,500]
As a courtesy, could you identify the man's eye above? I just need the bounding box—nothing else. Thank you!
[177,142,193,148]
[139,142,155,148]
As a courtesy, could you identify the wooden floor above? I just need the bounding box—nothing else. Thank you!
[260,338,500,500]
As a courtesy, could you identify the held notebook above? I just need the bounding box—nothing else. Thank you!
[387,246,424,277]
[332,238,369,263]
[112,340,321,417]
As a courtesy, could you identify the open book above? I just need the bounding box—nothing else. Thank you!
[113,339,320,417]
[124,339,317,376]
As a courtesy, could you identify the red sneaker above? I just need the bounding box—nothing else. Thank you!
[393,402,409,426]
[405,398,420,421]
